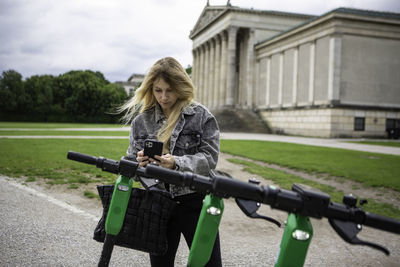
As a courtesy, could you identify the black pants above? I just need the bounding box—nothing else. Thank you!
[149,193,222,267]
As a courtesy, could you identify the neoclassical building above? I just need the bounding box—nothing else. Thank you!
[190,3,400,138]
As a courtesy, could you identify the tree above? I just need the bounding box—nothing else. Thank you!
[185,65,192,75]
[60,71,106,119]
[1,68,127,122]
[101,83,127,113]
[24,75,55,121]
[55,70,125,122]
[0,70,23,113]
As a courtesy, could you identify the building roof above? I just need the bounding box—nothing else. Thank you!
[127,73,145,82]
[332,7,400,19]
[255,7,400,48]
[190,4,315,39]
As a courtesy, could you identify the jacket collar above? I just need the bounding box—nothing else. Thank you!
[154,102,196,123]
[182,103,196,116]
[154,104,165,123]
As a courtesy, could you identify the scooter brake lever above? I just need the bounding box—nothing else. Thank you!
[328,218,390,255]
[236,198,281,227]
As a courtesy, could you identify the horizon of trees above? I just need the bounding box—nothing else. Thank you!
[0,69,128,123]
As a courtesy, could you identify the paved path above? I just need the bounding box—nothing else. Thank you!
[0,176,150,266]
[220,132,400,155]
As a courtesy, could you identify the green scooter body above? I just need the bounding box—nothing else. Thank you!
[188,194,224,267]
[275,213,313,267]
[105,175,133,235]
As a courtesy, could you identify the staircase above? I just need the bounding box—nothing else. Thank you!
[212,108,271,133]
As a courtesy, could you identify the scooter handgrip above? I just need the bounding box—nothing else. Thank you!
[145,164,185,186]
[67,151,97,165]
[364,212,400,234]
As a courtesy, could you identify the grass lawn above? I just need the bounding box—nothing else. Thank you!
[221,140,400,192]
[1,122,399,219]
[0,121,125,128]
[0,131,129,136]
[0,138,129,185]
[229,158,400,219]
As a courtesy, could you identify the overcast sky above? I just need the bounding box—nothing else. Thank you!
[1,0,399,82]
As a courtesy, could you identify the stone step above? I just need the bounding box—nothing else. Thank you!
[212,108,271,133]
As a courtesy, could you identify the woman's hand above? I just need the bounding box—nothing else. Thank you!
[152,154,175,169]
[136,150,149,167]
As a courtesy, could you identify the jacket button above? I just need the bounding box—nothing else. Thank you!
[185,143,189,148]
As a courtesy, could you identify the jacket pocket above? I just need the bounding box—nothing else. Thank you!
[175,131,201,155]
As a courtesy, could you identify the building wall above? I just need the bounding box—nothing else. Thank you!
[314,36,329,104]
[253,11,400,138]
[297,43,311,105]
[269,54,280,107]
[260,108,400,138]
[257,57,267,107]
[282,48,294,106]
[340,35,400,108]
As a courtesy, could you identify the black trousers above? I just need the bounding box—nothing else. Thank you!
[149,193,222,267]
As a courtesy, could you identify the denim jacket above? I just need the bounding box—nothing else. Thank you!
[126,102,220,197]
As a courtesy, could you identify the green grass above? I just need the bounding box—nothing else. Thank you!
[0,122,399,218]
[84,190,99,199]
[229,158,400,219]
[347,141,400,148]
[0,138,129,185]
[0,122,125,128]
[0,130,129,136]
[221,140,400,191]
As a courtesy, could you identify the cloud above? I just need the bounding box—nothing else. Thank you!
[1,0,399,82]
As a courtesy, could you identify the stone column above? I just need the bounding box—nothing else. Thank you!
[226,26,238,107]
[328,35,341,104]
[195,47,201,99]
[255,59,260,106]
[199,45,205,104]
[219,31,228,106]
[208,39,215,108]
[192,49,198,99]
[204,42,210,107]
[246,28,255,108]
[266,57,271,107]
[292,47,298,106]
[308,41,315,104]
[214,35,221,108]
[278,53,284,106]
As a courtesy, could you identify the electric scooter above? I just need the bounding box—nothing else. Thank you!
[67,151,400,267]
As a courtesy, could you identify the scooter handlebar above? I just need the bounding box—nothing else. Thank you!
[145,164,185,186]
[67,151,98,166]
[66,152,400,235]
[145,164,213,194]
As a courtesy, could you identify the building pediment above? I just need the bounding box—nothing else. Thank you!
[190,4,315,40]
[190,6,229,39]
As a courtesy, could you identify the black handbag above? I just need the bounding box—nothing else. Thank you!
[93,185,177,255]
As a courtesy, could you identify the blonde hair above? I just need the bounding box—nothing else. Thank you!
[119,57,195,151]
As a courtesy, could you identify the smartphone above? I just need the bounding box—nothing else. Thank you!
[143,139,163,160]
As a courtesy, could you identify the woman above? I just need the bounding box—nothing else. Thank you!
[120,57,222,266]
